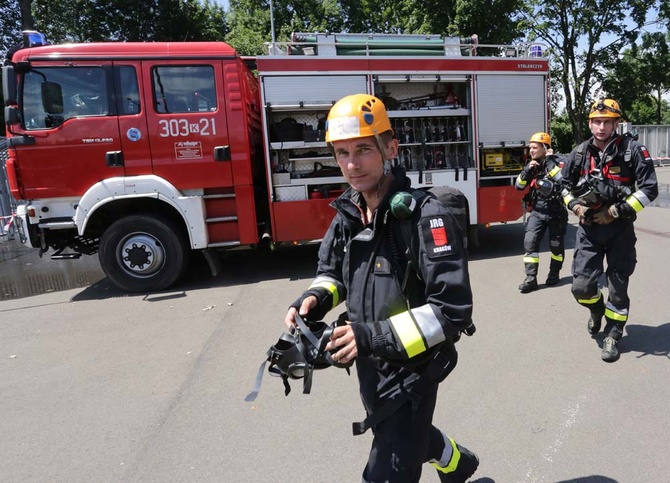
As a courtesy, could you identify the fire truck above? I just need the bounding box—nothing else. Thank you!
[2,31,549,292]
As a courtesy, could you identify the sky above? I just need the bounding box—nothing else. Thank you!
[212,0,229,10]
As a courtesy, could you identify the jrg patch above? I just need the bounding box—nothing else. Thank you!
[421,215,458,259]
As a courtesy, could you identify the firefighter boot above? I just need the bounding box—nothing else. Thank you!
[519,276,538,293]
[601,320,624,363]
[432,441,479,483]
[587,311,604,336]
[545,271,560,286]
[601,336,620,363]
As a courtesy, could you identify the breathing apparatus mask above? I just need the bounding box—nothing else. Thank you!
[535,178,555,198]
[571,169,605,222]
[245,314,353,402]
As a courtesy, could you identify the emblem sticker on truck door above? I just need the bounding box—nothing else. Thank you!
[127,128,142,141]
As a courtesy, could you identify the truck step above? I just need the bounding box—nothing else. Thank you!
[51,253,82,260]
[207,241,241,248]
[206,216,238,223]
[38,221,76,229]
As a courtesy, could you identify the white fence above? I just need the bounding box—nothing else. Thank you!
[619,123,670,166]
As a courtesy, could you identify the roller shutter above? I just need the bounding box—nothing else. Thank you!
[262,75,368,106]
[476,74,547,146]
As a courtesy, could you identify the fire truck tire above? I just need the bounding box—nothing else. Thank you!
[99,214,189,293]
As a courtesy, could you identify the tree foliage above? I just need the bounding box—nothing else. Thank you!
[522,0,661,144]
[600,31,670,124]
[0,0,23,55]
[226,0,344,55]
[30,0,227,43]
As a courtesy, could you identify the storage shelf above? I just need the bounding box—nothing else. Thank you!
[388,108,470,118]
[399,141,470,147]
[287,156,334,163]
[270,141,327,149]
[290,175,344,185]
[267,103,332,112]
[479,143,526,149]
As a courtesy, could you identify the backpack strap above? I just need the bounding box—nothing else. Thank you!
[620,132,637,168]
[396,189,433,287]
[571,140,589,183]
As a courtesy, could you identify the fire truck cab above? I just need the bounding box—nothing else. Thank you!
[2,31,549,292]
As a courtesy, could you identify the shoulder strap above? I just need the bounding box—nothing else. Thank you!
[620,132,636,168]
[398,189,432,279]
[572,140,589,181]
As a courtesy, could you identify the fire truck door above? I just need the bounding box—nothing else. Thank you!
[16,62,125,199]
[142,60,232,190]
[113,62,152,176]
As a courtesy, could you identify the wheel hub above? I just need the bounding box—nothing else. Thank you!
[119,233,165,277]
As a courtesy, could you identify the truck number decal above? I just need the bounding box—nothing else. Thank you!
[158,118,217,137]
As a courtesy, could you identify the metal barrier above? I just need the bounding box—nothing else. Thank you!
[619,123,670,167]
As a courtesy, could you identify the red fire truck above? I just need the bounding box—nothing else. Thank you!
[2,31,549,292]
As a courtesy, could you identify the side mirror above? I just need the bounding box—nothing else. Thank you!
[5,105,20,125]
[41,81,63,114]
[2,65,17,105]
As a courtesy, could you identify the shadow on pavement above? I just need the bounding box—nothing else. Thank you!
[557,476,618,482]
[70,244,321,302]
[621,322,670,359]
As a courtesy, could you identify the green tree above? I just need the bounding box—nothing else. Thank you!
[31,0,227,43]
[1,0,23,55]
[523,0,659,144]
[226,0,343,55]
[337,0,524,43]
[599,31,670,125]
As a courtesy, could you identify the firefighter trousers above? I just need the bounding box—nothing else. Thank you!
[523,211,567,277]
[361,380,454,483]
[571,220,637,338]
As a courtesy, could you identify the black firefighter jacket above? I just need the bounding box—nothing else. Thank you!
[559,133,658,218]
[300,172,473,411]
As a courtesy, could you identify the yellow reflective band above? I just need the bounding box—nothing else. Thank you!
[578,292,602,305]
[550,253,563,262]
[549,166,561,177]
[523,256,539,264]
[626,195,644,213]
[432,437,461,474]
[389,312,427,358]
[563,193,574,206]
[309,281,339,307]
[516,176,527,186]
[605,308,628,322]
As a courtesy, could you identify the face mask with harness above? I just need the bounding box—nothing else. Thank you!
[245,314,353,402]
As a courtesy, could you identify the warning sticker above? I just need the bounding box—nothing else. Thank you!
[175,141,203,159]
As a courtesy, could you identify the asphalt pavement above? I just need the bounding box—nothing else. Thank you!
[1,167,669,482]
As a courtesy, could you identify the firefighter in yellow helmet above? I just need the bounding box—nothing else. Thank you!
[515,132,568,292]
[284,94,479,482]
[559,98,658,362]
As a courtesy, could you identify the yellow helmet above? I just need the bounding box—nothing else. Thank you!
[529,132,551,147]
[589,98,621,119]
[325,94,392,143]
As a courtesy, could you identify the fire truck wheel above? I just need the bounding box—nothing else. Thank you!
[99,215,189,293]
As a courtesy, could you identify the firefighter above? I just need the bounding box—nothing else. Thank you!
[559,98,658,362]
[284,94,479,482]
[515,132,568,293]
